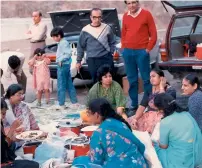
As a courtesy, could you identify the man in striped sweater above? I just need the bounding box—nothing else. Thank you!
[76,8,116,83]
[122,1,157,111]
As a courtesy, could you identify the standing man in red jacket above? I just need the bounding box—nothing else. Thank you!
[122,0,157,111]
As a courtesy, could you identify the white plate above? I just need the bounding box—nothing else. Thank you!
[81,125,98,132]
[16,130,43,141]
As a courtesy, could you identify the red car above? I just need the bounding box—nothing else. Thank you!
[158,1,202,80]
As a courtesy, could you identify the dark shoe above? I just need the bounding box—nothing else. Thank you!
[125,107,138,117]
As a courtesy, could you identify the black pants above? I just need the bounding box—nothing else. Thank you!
[87,53,114,84]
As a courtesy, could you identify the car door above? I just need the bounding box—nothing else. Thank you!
[159,1,202,72]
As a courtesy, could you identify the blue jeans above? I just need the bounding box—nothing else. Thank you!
[57,64,78,105]
[122,48,152,108]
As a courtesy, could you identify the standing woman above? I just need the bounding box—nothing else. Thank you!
[182,74,202,132]
[153,93,202,168]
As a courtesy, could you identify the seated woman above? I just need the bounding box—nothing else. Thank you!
[3,84,39,131]
[1,98,39,168]
[73,98,148,168]
[153,93,202,168]
[182,74,202,132]
[87,64,127,119]
[127,69,176,134]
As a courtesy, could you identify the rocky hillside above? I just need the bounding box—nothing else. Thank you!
[1,1,171,29]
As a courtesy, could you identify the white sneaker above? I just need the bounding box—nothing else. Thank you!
[69,103,80,109]
[49,104,66,110]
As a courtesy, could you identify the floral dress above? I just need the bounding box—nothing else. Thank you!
[135,86,176,134]
[72,118,148,168]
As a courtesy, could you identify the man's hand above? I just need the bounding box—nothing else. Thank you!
[146,49,150,53]
[76,63,81,73]
[27,30,31,34]
[58,62,62,67]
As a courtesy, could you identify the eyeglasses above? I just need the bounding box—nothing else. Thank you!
[92,16,102,19]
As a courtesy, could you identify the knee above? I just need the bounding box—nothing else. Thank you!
[38,90,43,94]
[128,78,138,85]
[143,79,150,85]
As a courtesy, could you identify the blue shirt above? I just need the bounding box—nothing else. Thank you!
[56,38,72,64]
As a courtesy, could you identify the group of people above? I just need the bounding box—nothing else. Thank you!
[1,0,202,168]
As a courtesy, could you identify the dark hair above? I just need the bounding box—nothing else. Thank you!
[1,98,8,110]
[184,74,201,90]
[8,55,21,69]
[151,68,164,77]
[38,11,42,17]
[5,84,23,99]
[97,64,113,83]
[34,48,45,56]
[124,0,139,4]
[90,8,103,16]
[33,11,42,17]
[0,68,3,77]
[50,27,64,38]
[154,93,182,118]
[88,98,132,131]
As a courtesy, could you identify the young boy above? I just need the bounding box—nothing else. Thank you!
[50,27,78,107]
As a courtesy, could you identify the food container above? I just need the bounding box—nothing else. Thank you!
[23,141,42,157]
[81,125,98,137]
[196,44,202,60]
[64,136,90,157]
[57,121,81,136]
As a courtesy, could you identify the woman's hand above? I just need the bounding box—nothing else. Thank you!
[7,119,22,142]
[33,54,38,60]
[127,116,138,130]
[10,119,22,132]
[117,107,128,120]
[159,77,167,91]
[15,126,25,134]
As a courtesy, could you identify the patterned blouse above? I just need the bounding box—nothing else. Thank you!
[14,102,39,130]
[4,100,39,131]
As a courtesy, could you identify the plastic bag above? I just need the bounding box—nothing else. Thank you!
[34,136,65,165]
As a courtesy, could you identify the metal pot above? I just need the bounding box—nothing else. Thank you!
[57,121,81,136]
[64,136,90,157]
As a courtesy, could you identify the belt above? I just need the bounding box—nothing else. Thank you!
[30,40,45,43]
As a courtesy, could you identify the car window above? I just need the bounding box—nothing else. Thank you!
[195,18,202,34]
[171,17,196,37]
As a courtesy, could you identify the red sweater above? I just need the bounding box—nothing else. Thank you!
[121,9,157,51]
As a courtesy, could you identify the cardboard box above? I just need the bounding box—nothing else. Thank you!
[122,76,144,95]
